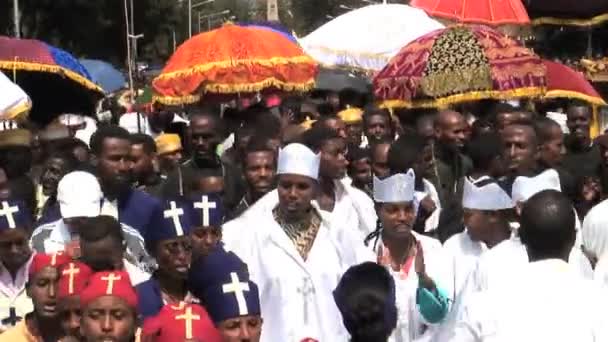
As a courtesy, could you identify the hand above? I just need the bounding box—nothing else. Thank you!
[419,196,437,217]
[414,240,435,290]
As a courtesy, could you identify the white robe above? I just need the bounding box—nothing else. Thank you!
[448,259,608,342]
[414,179,442,233]
[432,236,593,342]
[224,206,372,342]
[442,231,487,300]
[372,232,449,342]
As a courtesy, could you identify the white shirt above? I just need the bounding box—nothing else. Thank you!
[443,231,488,300]
[448,259,608,342]
[433,236,593,342]
[224,203,372,342]
[373,232,448,342]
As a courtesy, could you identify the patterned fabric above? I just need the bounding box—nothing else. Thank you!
[272,206,321,261]
[421,26,492,97]
[373,25,547,108]
[376,241,417,280]
[152,23,317,105]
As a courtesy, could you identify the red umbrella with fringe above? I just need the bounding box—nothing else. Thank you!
[373,25,546,109]
[152,23,317,105]
[543,60,605,105]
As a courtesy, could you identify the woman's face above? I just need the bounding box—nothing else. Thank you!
[155,236,192,280]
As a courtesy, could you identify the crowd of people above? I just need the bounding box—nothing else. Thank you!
[0,91,608,342]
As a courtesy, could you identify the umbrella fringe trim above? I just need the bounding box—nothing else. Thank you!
[531,13,608,27]
[545,90,606,106]
[154,56,317,82]
[378,86,545,109]
[153,78,315,105]
[2,100,31,121]
[0,61,104,93]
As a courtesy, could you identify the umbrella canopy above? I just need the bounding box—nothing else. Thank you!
[299,4,444,72]
[238,21,297,43]
[525,0,608,26]
[411,0,530,25]
[80,59,126,94]
[374,25,546,108]
[0,72,31,121]
[315,68,370,93]
[543,60,605,105]
[152,23,317,105]
[0,36,103,125]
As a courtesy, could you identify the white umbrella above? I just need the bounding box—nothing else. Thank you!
[0,72,31,121]
[299,4,444,72]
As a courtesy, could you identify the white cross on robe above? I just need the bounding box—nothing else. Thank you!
[297,277,315,325]
[222,272,250,315]
[0,201,19,229]
[164,201,185,236]
[194,195,216,226]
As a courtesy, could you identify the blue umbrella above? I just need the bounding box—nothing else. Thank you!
[238,21,297,43]
[80,59,126,94]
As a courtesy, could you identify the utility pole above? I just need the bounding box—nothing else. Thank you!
[188,0,192,37]
[267,0,279,21]
[13,0,20,38]
[130,0,136,59]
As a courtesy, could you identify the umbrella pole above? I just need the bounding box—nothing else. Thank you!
[13,0,20,38]
[124,0,135,105]
[587,28,593,58]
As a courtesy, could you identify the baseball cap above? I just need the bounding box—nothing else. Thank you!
[57,171,102,219]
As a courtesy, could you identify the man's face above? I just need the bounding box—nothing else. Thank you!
[567,106,591,146]
[436,114,467,151]
[80,236,123,272]
[217,315,263,342]
[59,296,82,339]
[27,266,60,319]
[277,174,315,221]
[416,118,435,143]
[496,112,518,135]
[463,209,492,242]
[320,138,349,180]
[129,144,154,182]
[365,114,391,144]
[599,143,608,168]
[195,176,224,195]
[0,168,10,200]
[158,150,183,173]
[244,151,276,196]
[191,226,221,259]
[190,116,222,161]
[81,296,136,342]
[349,157,372,188]
[371,143,390,179]
[324,118,347,140]
[41,157,69,197]
[540,126,565,167]
[155,236,192,280]
[378,202,415,240]
[0,229,31,273]
[345,122,363,146]
[501,126,538,176]
[97,138,132,192]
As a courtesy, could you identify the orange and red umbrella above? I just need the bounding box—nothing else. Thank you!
[543,60,605,105]
[153,23,318,105]
[410,0,530,26]
[373,25,546,109]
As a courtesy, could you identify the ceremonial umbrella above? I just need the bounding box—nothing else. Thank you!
[525,0,608,26]
[299,4,444,72]
[0,71,31,121]
[543,60,605,105]
[373,25,547,109]
[0,36,103,125]
[410,0,530,25]
[238,21,297,43]
[80,59,126,94]
[152,23,317,105]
